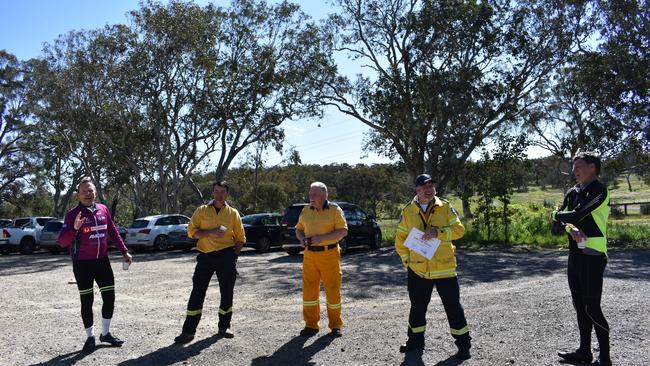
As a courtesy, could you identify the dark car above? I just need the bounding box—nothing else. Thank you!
[108,226,128,248]
[281,202,382,255]
[167,229,197,251]
[242,213,285,253]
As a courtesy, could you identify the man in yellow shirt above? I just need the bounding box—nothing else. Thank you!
[174,181,246,344]
[295,182,348,337]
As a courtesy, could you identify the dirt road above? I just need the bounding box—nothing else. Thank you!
[1,247,648,365]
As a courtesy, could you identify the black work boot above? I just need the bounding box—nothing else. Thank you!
[558,349,593,363]
[399,339,424,353]
[174,332,195,344]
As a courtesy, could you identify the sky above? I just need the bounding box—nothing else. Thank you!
[0,0,392,168]
[0,0,546,168]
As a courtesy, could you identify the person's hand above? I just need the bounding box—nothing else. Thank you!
[123,252,133,264]
[73,212,84,230]
[310,235,322,245]
[422,228,438,240]
[301,237,311,248]
[234,242,244,255]
[570,228,586,242]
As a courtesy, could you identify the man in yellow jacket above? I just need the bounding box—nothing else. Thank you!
[395,174,471,359]
[174,181,246,344]
[295,182,348,337]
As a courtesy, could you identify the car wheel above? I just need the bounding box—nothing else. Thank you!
[256,236,271,253]
[339,239,347,255]
[19,237,36,255]
[370,230,381,250]
[153,235,169,251]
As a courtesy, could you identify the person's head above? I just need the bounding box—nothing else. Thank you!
[572,151,601,185]
[76,177,97,207]
[212,181,230,206]
[308,182,328,209]
[414,174,436,204]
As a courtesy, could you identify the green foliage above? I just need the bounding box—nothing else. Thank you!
[608,222,650,243]
[472,133,529,243]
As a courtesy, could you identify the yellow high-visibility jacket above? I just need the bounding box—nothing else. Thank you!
[395,196,465,279]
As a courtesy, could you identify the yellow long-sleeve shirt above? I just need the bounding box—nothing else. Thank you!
[187,203,246,253]
[296,201,348,246]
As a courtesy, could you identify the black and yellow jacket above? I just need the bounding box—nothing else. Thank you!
[395,196,465,279]
[554,180,610,255]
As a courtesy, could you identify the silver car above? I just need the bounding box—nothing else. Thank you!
[39,220,64,254]
[126,214,191,251]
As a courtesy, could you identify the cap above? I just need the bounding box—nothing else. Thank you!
[414,174,433,186]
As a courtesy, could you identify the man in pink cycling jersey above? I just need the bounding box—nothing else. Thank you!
[59,177,133,352]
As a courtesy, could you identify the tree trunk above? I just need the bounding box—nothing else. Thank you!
[626,173,633,192]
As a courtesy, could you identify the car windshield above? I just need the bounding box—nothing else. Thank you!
[242,215,262,225]
[36,218,54,226]
[283,206,305,226]
[43,221,63,232]
[13,219,30,228]
[129,220,149,229]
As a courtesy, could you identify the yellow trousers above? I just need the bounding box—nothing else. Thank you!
[302,247,342,330]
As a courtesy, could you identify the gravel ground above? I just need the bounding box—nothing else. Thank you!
[0,246,648,366]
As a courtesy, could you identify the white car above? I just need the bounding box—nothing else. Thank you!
[1,216,57,254]
[126,214,191,251]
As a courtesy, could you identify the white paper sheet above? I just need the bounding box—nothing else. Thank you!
[404,227,441,260]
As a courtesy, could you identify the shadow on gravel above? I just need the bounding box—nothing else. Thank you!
[0,253,69,276]
[250,334,334,366]
[455,251,566,286]
[433,355,467,366]
[31,344,118,365]
[603,249,650,281]
[116,334,220,366]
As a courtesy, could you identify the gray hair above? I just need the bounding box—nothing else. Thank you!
[76,177,96,191]
[310,181,328,195]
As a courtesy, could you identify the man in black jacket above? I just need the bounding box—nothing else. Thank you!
[552,151,611,366]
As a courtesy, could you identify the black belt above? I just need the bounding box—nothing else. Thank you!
[306,243,338,252]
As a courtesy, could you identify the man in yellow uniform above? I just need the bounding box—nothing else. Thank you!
[395,174,471,359]
[174,181,246,344]
[295,182,348,337]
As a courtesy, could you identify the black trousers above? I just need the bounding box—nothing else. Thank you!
[182,248,237,334]
[72,257,115,329]
[567,251,609,358]
[406,268,471,349]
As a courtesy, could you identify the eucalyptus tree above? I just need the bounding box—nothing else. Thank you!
[0,51,32,203]
[320,0,579,190]
[574,0,649,149]
[29,24,158,218]
[194,0,338,181]
[126,1,225,213]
